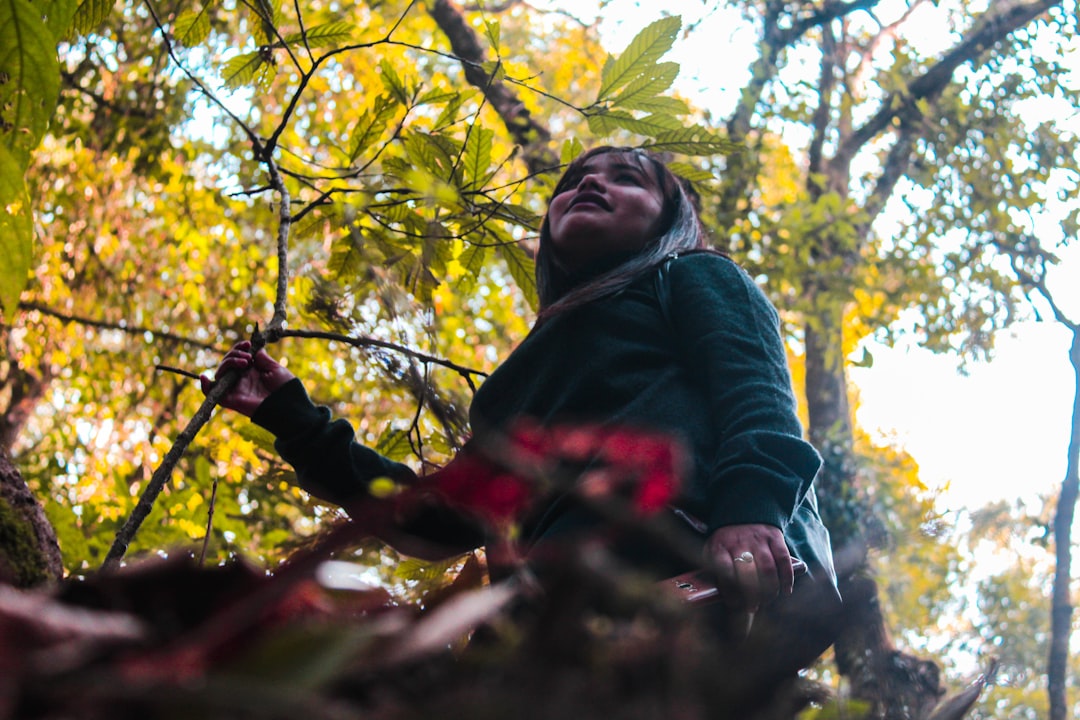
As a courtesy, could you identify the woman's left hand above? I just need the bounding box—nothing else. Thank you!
[704,523,794,612]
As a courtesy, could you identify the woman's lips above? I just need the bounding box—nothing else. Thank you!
[569,192,610,210]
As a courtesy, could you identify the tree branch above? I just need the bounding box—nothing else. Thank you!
[19,302,221,352]
[277,329,488,380]
[838,0,1062,163]
[427,0,557,175]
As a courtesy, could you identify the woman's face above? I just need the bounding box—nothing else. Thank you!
[545,152,667,272]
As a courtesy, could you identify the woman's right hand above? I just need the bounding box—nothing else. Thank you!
[200,340,295,417]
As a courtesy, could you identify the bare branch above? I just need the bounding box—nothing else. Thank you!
[838,0,1062,163]
[19,302,221,352]
[277,328,489,381]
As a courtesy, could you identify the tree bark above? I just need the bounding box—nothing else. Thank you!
[0,445,63,586]
[1048,327,1080,720]
[427,0,558,176]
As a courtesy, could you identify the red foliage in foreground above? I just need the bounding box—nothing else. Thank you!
[0,425,836,719]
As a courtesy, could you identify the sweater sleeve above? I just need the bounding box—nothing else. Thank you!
[251,378,485,553]
[250,378,418,506]
[666,254,822,533]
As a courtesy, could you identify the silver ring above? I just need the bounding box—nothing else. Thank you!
[734,551,754,564]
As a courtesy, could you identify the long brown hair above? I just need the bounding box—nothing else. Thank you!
[535,146,708,320]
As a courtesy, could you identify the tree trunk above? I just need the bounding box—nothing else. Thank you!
[0,445,63,587]
[804,302,947,719]
[1048,327,1080,720]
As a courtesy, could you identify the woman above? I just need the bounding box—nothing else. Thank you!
[204,146,841,680]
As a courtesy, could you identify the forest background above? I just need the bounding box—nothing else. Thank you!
[1,0,1079,718]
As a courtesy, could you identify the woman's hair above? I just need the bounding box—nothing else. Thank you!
[535,146,708,320]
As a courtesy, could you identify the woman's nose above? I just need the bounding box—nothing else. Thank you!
[577,172,605,192]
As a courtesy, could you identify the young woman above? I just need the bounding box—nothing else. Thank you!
[204,146,841,680]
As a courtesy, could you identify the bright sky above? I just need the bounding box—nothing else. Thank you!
[534,0,1080,514]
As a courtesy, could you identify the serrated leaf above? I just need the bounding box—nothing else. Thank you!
[587,110,681,138]
[666,161,714,183]
[222,51,274,90]
[434,92,471,130]
[374,427,413,462]
[499,241,537,310]
[597,15,681,102]
[380,58,410,106]
[0,146,33,322]
[608,62,679,110]
[0,0,62,168]
[41,0,79,40]
[173,7,213,47]
[561,137,585,166]
[328,234,364,281]
[417,88,458,106]
[71,0,114,34]
[283,20,356,49]
[458,244,489,279]
[404,131,459,181]
[249,0,281,46]
[624,95,690,115]
[642,126,738,156]
[349,93,398,163]
[462,126,494,191]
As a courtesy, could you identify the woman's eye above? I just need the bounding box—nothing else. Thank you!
[616,173,642,185]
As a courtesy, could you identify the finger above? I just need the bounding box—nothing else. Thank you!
[252,349,287,378]
[200,375,212,396]
[216,355,252,376]
[768,536,795,596]
[733,553,760,612]
[705,541,738,605]
[751,547,781,602]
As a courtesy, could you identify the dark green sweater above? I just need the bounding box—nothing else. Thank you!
[253,253,837,588]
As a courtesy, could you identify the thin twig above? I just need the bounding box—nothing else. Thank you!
[156,364,202,381]
[198,477,221,565]
[278,328,488,380]
[20,301,220,352]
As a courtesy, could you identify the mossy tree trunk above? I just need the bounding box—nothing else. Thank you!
[0,445,63,587]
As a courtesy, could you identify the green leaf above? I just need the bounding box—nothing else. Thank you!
[597,15,681,102]
[434,91,474,130]
[458,243,489,279]
[283,21,356,49]
[374,426,413,462]
[587,110,681,137]
[379,58,410,106]
[173,6,214,47]
[561,137,585,166]
[484,18,500,50]
[0,146,33,321]
[462,126,494,191]
[70,0,114,34]
[349,93,398,163]
[642,126,738,156]
[625,95,690,115]
[249,0,281,46]
[499,241,537,310]
[221,51,275,90]
[665,161,714,183]
[328,233,364,281]
[237,422,278,454]
[41,0,79,40]
[608,62,679,110]
[0,0,62,168]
